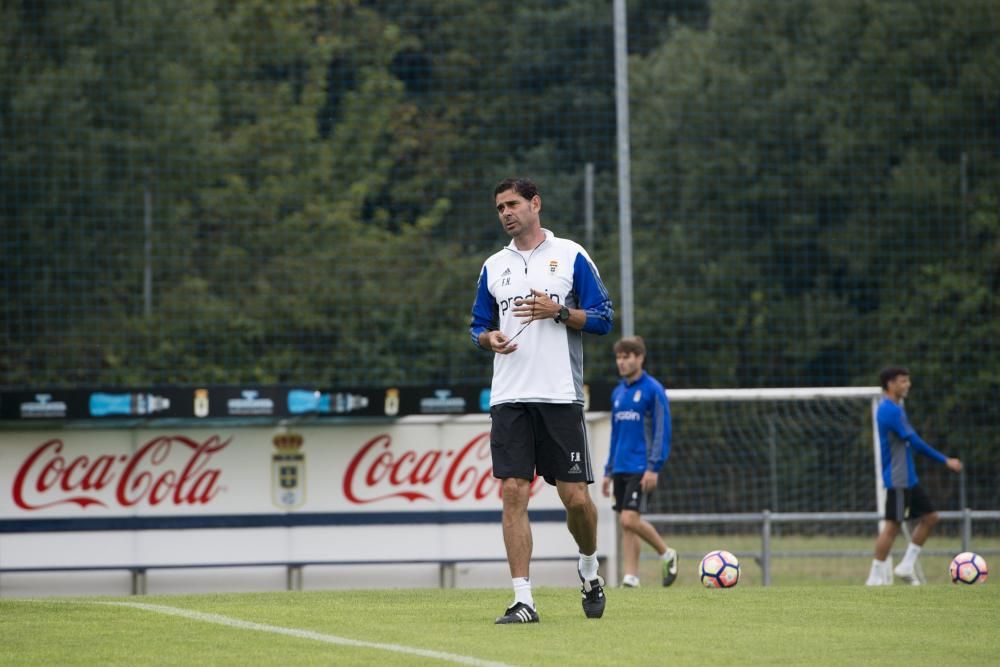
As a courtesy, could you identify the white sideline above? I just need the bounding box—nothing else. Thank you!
[25,599,514,667]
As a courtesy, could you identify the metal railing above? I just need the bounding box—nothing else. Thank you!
[642,509,1000,586]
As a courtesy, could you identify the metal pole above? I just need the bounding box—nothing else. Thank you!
[615,517,624,586]
[870,397,884,534]
[768,417,779,517]
[960,151,968,249]
[959,461,969,549]
[613,0,634,337]
[143,179,153,317]
[584,162,595,250]
[962,507,971,553]
[959,457,967,518]
[761,509,772,587]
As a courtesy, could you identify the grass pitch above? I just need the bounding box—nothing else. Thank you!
[2,584,998,666]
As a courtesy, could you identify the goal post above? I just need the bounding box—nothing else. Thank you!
[599,386,886,585]
[645,386,884,521]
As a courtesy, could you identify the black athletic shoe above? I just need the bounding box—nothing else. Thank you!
[662,547,679,587]
[494,602,539,624]
[578,570,606,619]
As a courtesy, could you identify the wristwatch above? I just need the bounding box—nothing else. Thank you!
[554,306,570,324]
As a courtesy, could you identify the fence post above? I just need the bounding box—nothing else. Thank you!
[286,565,303,591]
[962,507,972,553]
[761,510,771,587]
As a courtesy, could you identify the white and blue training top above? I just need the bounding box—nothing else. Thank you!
[469,229,613,406]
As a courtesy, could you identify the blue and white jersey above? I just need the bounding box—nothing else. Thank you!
[877,397,947,489]
[605,372,671,475]
[469,229,613,405]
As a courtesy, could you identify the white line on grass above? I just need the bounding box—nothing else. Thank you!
[98,600,515,667]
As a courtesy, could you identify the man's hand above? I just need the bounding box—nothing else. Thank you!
[512,289,559,324]
[946,457,963,473]
[601,477,612,497]
[481,330,518,355]
[640,470,658,494]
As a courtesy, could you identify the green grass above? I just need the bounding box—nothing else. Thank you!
[2,584,998,666]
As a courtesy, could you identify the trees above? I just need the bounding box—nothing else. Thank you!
[1,1,227,384]
[625,0,998,501]
[2,0,474,386]
[1,0,995,407]
[627,0,998,393]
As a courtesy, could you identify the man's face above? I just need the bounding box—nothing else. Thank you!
[616,352,643,379]
[495,189,539,239]
[887,374,911,400]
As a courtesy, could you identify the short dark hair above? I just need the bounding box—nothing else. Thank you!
[879,366,910,390]
[494,177,539,201]
[614,336,646,357]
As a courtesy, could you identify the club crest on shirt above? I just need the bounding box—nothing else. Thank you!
[549,259,558,273]
[633,389,642,402]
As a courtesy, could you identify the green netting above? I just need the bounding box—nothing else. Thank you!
[1,1,996,488]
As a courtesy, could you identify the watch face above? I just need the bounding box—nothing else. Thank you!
[558,306,570,322]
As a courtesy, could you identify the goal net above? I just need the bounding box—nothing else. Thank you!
[647,387,882,535]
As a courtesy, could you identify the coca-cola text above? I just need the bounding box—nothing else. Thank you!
[12,435,229,510]
[343,432,543,504]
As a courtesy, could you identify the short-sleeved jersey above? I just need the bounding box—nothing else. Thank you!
[605,372,671,475]
[876,396,947,489]
[469,229,613,405]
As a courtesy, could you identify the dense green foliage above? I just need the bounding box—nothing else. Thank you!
[1,1,996,490]
[624,0,998,500]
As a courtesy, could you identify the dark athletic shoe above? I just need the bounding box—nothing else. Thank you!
[662,547,679,587]
[578,570,606,619]
[494,602,539,624]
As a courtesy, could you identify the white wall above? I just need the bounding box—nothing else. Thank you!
[0,414,613,596]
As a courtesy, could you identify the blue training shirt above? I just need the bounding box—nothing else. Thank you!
[604,372,671,476]
[876,396,947,489]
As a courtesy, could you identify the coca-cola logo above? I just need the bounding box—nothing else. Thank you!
[12,435,230,510]
[343,432,544,504]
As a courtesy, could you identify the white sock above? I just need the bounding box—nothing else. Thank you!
[512,577,534,608]
[902,542,922,565]
[579,552,599,581]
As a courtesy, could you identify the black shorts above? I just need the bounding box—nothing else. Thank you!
[489,402,594,486]
[611,473,648,514]
[885,485,936,522]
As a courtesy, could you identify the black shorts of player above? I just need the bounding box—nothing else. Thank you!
[489,402,594,486]
[885,485,936,522]
[611,473,649,514]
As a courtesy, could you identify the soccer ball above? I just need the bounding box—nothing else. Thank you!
[700,550,740,588]
[949,552,988,585]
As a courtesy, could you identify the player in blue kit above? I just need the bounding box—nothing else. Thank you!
[866,366,962,586]
[602,336,678,588]
[470,177,613,624]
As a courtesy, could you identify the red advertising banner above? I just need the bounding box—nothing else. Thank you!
[1,419,609,518]
[0,417,615,588]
